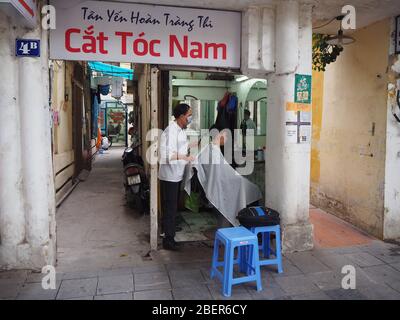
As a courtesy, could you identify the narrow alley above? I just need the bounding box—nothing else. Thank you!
[56,147,151,273]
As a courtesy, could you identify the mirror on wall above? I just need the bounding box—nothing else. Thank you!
[246,99,267,136]
[172,99,219,133]
[243,81,267,136]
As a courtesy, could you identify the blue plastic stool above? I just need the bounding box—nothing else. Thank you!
[210,227,262,297]
[242,208,283,274]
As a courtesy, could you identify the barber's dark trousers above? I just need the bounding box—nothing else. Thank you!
[160,180,181,241]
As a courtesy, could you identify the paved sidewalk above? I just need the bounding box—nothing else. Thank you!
[2,148,400,300]
[1,239,400,300]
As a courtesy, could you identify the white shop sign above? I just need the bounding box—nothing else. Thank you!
[50,0,241,68]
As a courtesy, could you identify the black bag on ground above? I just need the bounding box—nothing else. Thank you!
[237,207,280,228]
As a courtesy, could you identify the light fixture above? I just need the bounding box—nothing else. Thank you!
[184,95,199,100]
[325,16,355,46]
[235,75,249,82]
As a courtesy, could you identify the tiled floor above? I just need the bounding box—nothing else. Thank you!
[175,210,218,242]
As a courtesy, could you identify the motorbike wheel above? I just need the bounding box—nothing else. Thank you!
[126,188,143,213]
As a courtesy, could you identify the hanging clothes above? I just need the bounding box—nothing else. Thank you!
[214,92,237,131]
[212,92,238,168]
[214,104,229,130]
[219,92,230,108]
[91,90,100,138]
[98,84,110,96]
[226,94,238,113]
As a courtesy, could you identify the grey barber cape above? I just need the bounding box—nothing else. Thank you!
[184,143,262,226]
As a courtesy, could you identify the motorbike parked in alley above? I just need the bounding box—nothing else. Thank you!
[122,145,150,214]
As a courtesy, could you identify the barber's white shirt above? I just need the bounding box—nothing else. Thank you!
[158,121,188,182]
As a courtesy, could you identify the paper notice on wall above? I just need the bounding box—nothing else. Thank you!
[286,125,298,144]
[300,111,311,122]
[285,102,312,144]
[299,125,311,144]
[286,111,298,122]
[294,74,312,104]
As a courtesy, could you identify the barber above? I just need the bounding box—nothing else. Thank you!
[159,103,194,251]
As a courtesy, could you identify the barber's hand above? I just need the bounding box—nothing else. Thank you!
[186,155,195,162]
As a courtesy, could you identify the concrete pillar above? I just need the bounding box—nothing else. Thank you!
[261,7,275,72]
[0,11,26,268]
[275,0,299,75]
[242,6,275,76]
[242,7,262,71]
[383,17,400,240]
[0,5,56,269]
[18,24,56,268]
[265,0,313,253]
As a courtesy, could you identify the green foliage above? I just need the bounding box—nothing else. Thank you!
[312,34,343,72]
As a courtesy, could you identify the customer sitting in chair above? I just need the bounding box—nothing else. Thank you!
[184,127,262,227]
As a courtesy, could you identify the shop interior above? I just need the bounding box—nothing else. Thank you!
[165,70,267,242]
[74,61,268,247]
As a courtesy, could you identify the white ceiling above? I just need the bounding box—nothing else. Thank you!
[312,0,400,33]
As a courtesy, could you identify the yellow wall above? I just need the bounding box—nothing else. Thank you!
[52,61,74,156]
[51,61,75,202]
[311,70,324,185]
[311,19,391,238]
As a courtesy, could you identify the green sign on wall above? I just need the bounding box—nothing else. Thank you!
[294,74,312,104]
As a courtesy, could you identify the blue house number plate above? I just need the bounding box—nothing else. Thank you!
[16,39,40,57]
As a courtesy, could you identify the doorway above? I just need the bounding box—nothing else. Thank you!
[160,70,268,243]
[71,63,90,178]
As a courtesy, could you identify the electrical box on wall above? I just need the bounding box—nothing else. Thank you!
[111,78,123,99]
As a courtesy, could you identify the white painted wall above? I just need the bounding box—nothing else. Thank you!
[241,6,275,77]
[384,18,400,240]
[0,9,56,270]
[0,10,26,268]
[175,86,227,101]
